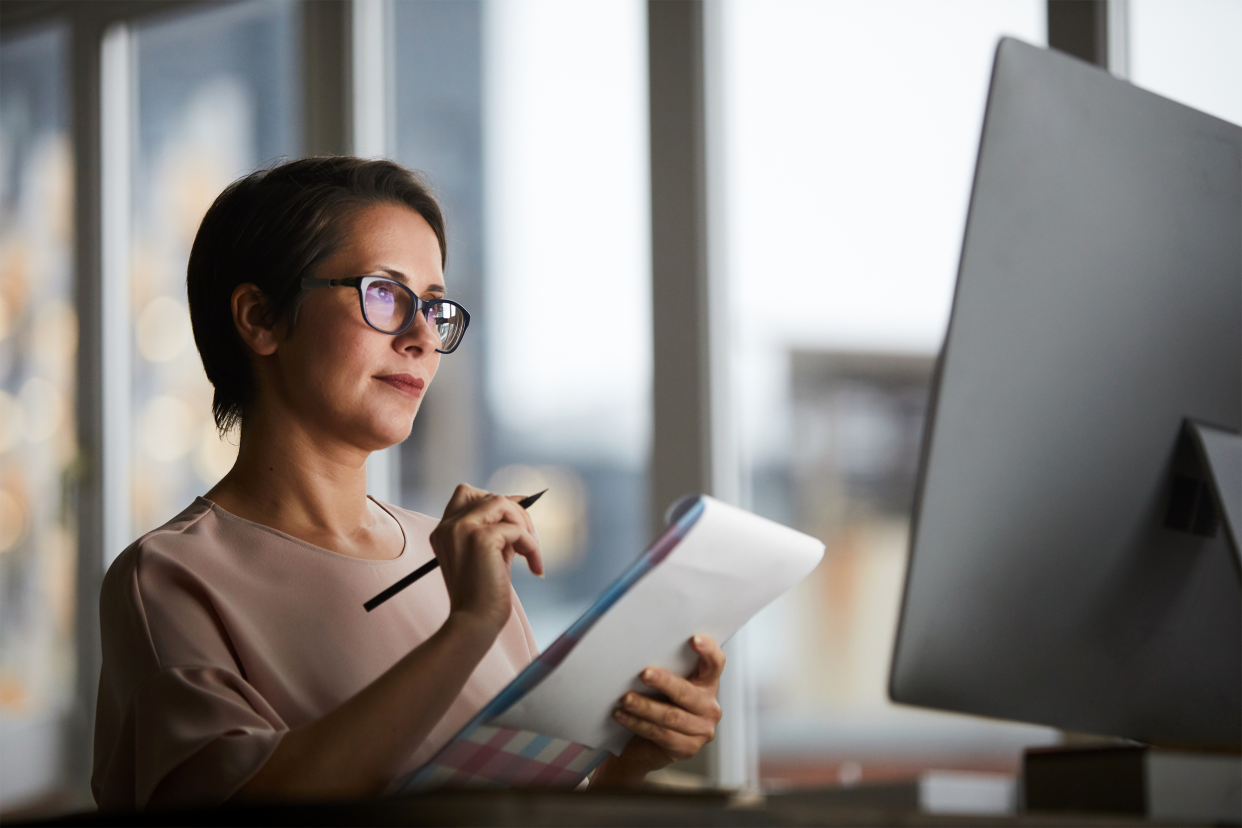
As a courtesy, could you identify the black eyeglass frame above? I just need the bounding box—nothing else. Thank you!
[300,275,471,354]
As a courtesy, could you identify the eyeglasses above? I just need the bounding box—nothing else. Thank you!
[300,275,471,354]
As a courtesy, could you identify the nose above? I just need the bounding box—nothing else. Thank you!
[395,308,440,355]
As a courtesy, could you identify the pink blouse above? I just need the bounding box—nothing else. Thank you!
[92,497,539,810]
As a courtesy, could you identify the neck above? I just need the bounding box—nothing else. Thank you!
[205,403,373,540]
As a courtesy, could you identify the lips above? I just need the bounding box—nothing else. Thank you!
[376,373,425,398]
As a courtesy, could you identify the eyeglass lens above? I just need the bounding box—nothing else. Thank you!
[362,279,411,332]
[362,278,464,351]
[428,302,464,351]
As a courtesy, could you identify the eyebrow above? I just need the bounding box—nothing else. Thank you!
[377,268,445,295]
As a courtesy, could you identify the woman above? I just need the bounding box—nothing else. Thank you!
[92,157,724,810]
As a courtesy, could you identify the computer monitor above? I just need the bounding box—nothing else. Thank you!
[889,38,1240,748]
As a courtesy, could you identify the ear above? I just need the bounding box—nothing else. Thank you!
[231,283,280,356]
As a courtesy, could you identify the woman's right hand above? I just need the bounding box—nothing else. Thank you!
[239,484,543,802]
[429,484,544,635]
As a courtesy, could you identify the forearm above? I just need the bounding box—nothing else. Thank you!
[236,611,498,801]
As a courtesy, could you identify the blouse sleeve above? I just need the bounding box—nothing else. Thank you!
[92,542,285,811]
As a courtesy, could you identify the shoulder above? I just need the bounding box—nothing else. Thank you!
[103,499,218,594]
[100,499,252,669]
[102,498,236,600]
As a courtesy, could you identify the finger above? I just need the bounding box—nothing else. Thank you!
[612,709,705,762]
[513,528,544,577]
[440,520,525,566]
[505,494,539,538]
[472,521,536,557]
[638,668,721,721]
[487,497,542,575]
[619,692,715,738]
[442,483,490,520]
[474,523,544,577]
[445,496,517,547]
[689,635,726,684]
[441,501,544,579]
[459,493,534,533]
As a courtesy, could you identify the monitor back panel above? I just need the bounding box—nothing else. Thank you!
[890,38,1241,747]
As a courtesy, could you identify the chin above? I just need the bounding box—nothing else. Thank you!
[367,411,418,449]
[344,390,421,450]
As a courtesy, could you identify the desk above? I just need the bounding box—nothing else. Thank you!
[28,788,1163,827]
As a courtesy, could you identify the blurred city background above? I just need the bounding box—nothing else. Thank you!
[1,0,1238,816]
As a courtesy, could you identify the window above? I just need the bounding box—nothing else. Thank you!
[128,1,299,538]
[1128,0,1241,124]
[393,0,652,647]
[717,0,1059,786]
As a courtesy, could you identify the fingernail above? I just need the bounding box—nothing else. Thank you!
[641,668,654,682]
[623,693,637,708]
[692,635,703,648]
[613,709,626,721]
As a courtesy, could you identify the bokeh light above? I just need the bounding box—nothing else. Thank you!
[42,526,77,638]
[18,377,65,443]
[0,675,26,710]
[30,300,77,381]
[0,389,22,451]
[139,395,197,462]
[0,487,27,553]
[193,420,239,485]
[0,241,31,328]
[136,295,192,363]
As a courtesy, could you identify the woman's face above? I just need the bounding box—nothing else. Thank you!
[265,202,446,452]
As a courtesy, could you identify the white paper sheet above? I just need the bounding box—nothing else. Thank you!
[491,496,825,753]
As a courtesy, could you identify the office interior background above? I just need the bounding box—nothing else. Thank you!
[0,0,1239,816]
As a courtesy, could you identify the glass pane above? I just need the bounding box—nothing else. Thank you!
[720,0,1058,788]
[393,0,652,646]
[0,24,76,719]
[130,1,299,536]
[1129,0,1242,125]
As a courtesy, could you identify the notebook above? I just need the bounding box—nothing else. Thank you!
[396,494,825,792]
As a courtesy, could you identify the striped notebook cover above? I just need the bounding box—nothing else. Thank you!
[404,724,610,791]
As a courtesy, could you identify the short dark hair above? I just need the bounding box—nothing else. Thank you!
[187,156,447,434]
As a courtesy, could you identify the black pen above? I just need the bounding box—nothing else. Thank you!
[363,489,548,612]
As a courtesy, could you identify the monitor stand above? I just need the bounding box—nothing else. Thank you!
[1023,744,1241,822]
[1184,419,1241,568]
[1021,420,1241,823]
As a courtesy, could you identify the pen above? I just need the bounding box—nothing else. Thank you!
[363,489,548,612]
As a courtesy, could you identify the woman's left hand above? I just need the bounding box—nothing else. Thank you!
[591,635,725,788]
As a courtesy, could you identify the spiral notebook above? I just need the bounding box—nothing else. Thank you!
[395,494,825,792]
